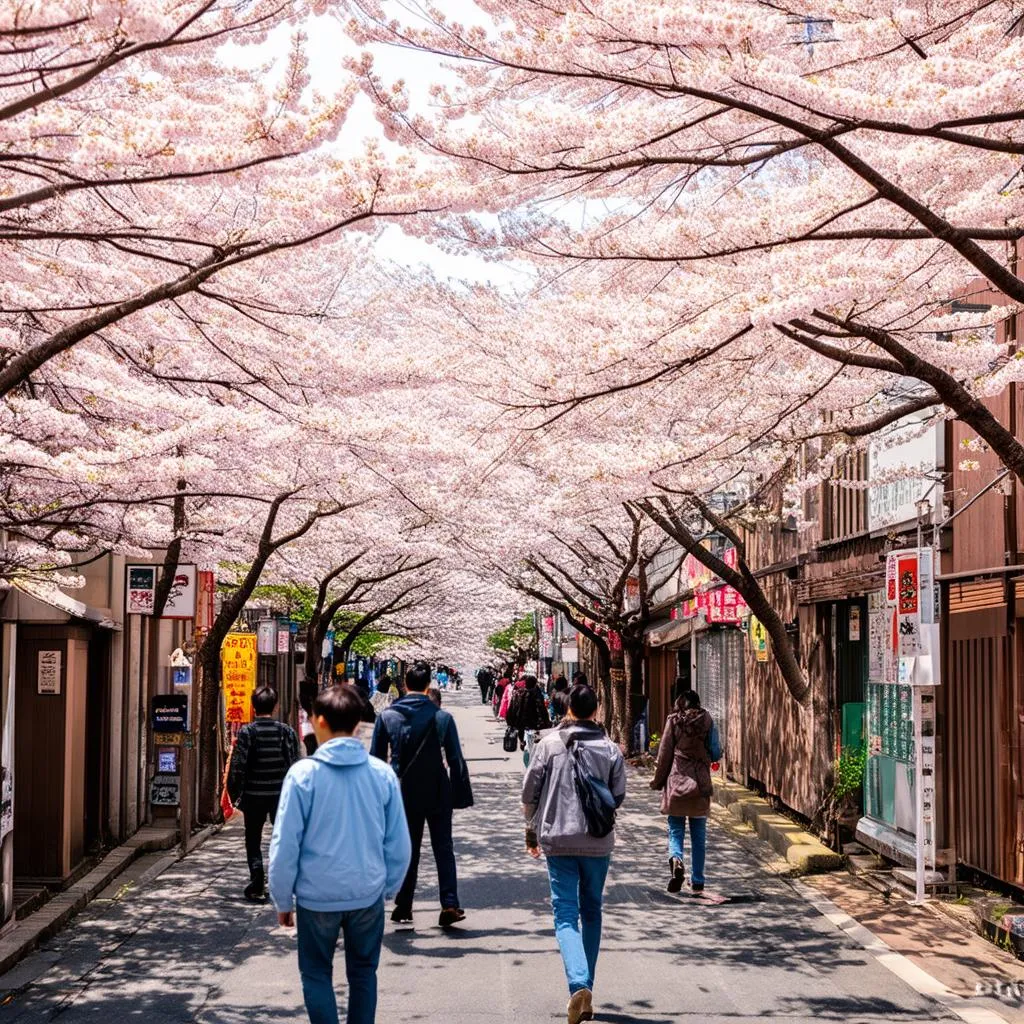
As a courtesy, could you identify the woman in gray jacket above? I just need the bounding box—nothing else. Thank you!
[522,684,627,1024]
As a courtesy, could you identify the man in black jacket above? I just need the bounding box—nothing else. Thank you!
[370,662,472,930]
[227,686,301,901]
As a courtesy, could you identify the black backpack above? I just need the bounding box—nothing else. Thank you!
[565,735,617,838]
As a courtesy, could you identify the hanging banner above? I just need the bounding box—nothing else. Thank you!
[221,633,257,726]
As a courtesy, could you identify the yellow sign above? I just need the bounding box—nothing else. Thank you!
[154,732,183,746]
[221,633,257,725]
[750,617,769,662]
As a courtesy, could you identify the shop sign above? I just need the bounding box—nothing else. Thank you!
[221,632,257,725]
[705,587,745,624]
[37,650,61,694]
[150,775,180,806]
[277,628,290,654]
[152,695,188,733]
[125,564,197,618]
[162,564,197,619]
[126,565,157,615]
[868,415,940,532]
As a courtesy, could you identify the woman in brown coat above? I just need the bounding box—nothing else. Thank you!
[650,689,716,893]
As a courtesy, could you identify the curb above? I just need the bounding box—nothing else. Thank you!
[712,778,844,873]
[0,823,219,979]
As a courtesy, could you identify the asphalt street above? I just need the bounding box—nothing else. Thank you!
[0,690,959,1023]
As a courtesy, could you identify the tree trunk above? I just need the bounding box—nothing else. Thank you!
[608,636,629,750]
[624,640,644,750]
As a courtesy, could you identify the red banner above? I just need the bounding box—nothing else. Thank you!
[897,556,919,615]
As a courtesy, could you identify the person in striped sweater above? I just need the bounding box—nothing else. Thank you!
[228,686,301,901]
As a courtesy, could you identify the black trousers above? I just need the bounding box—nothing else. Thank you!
[396,803,459,912]
[243,796,279,884]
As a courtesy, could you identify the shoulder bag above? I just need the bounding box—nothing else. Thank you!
[565,735,616,838]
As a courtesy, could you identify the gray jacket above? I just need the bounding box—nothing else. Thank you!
[522,721,627,857]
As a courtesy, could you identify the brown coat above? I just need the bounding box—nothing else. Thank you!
[651,707,713,817]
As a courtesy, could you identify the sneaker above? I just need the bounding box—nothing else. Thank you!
[691,882,705,894]
[567,988,593,1024]
[438,907,466,929]
[390,906,414,928]
[667,857,685,894]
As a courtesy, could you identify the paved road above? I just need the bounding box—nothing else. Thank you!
[0,690,956,1023]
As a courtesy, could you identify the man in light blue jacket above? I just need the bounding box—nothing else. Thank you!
[270,685,411,1024]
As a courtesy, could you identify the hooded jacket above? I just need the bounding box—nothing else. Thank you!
[651,706,714,817]
[522,720,627,857]
[268,737,411,913]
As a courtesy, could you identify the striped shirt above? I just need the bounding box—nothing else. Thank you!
[228,718,300,804]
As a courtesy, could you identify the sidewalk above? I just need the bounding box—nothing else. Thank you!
[0,690,1013,1023]
[0,824,181,978]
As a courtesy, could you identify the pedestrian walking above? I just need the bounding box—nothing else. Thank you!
[269,685,411,1024]
[506,674,551,750]
[522,684,626,1024]
[492,673,511,717]
[370,661,473,929]
[499,672,523,720]
[550,676,570,724]
[649,687,721,894]
[476,666,494,704]
[227,686,301,902]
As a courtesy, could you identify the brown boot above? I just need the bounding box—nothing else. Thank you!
[567,988,593,1024]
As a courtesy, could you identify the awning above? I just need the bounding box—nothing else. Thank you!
[12,579,121,630]
[644,617,694,648]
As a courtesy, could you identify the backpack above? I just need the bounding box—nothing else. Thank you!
[565,734,617,838]
[395,712,445,811]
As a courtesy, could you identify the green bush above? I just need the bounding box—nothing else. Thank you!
[833,746,866,800]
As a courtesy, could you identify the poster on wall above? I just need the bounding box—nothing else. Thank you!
[750,617,769,662]
[221,633,257,727]
[37,650,61,694]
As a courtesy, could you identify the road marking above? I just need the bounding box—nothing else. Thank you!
[793,879,1012,1024]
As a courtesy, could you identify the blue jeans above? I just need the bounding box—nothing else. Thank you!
[296,900,385,1024]
[668,815,707,885]
[546,855,611,995]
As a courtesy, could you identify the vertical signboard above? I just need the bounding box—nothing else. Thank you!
[221,633,258,729]
[257,619,275,656]
[196,570,216,633]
